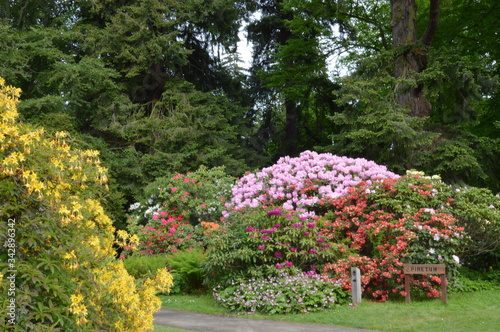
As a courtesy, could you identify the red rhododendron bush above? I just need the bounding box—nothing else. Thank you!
[0,78,172,331]
[319,175,466,301]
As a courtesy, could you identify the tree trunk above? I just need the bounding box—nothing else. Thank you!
[391,0,440,117]
[283,98,299,157]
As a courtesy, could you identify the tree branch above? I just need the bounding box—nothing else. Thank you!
[17,0,32,28]
[338,10,390,50]
[420,0,441,47]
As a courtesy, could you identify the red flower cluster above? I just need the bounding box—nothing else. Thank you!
[319,176,466,301]
[138,212,196,255]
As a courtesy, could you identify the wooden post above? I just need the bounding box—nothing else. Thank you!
[441,272,448,304]
[351,267,362,305]
[403,264,447,304]
[405,274,411,303]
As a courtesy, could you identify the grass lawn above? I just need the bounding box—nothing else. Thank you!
[156,289,500,331]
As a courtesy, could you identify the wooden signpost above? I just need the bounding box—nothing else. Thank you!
[403,264,447,304]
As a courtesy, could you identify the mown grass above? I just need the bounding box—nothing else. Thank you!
[156,289,500,331]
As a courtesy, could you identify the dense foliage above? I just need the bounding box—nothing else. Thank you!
[204,156,482,303]
[120,152,497,309]
[0,0,498,224]
[1,0,499,318]
[0,78,172,331]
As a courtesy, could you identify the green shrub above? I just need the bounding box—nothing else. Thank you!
[452,267,500,293]
[123,254,168,279]
[447,187,500,270]
[202,206,341,289]
[167,248,206,294]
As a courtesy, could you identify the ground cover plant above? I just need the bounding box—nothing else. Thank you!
[213,272,349,314]
[0,78,173,331]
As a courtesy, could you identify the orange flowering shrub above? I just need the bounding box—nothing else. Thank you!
[0,78,172,331]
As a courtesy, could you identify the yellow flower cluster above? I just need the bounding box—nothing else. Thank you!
[115,229,140,250]
[1,77,173,331]
[69,292,88,325]
[63,250,80,270]
[153,267,174,293]
[0,77,20,123]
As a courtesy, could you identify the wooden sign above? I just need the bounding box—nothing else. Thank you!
[403,264,447,304]
[404,264,446,275]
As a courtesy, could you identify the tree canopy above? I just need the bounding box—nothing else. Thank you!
[0,0,498,224]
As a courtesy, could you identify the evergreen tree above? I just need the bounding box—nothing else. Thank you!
[247,0,342,158]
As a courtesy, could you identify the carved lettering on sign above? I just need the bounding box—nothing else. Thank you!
[403,264,447,304]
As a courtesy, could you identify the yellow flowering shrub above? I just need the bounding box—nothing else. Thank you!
[0,77,173,331]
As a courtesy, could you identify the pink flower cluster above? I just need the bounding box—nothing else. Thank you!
[224,151,399,216]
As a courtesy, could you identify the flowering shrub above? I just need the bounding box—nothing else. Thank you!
[123,211,225,257]
[202,206,342,288]
[224,150,399,217]
[128,213,197,256]
[321,173,467,301]
[213,272,348,314]
[124,166,234,256]
[0,78,172,331]
[128,165,234,226]
[361,170,499,269]
[443,187,499,269]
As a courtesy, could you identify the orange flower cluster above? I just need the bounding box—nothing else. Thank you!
[201,221,220,234]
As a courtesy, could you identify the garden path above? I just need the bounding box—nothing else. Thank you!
[154,308,380,332]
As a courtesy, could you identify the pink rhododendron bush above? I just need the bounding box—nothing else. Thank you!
[224,150,399,217]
